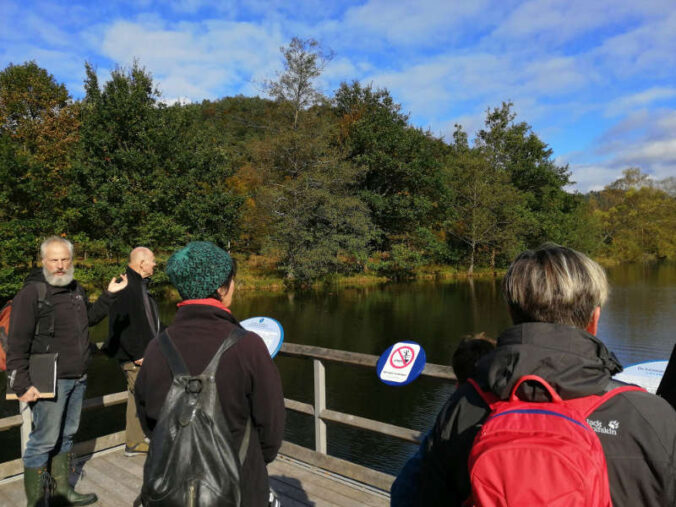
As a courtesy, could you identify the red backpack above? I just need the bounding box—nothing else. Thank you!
[0,282,51,371]
[0,301,11,371]
[466,375,644,507]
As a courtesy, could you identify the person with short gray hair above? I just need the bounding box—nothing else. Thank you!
[503,243,609,329]
[7,236,128,506]
[393,243,676,506]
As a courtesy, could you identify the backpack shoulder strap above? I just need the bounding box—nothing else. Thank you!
[202,327,247,376]
[580,385,646,417]
[158,330,190,377]
[31,282,54,337]
[202,326,250,464]
[467,378,500,408]
[34,282,47,304]
[239,418,252,464]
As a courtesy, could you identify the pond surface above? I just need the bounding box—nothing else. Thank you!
[2,263,675,475]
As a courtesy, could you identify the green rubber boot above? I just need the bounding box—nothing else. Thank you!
[23,466,48,507]
[49,452,98,506]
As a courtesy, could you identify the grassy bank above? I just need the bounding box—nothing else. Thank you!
[71,254,506,301]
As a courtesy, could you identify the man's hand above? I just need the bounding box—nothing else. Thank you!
[134,358,144,366]
[107,274,128,293]
[19,386,40,403]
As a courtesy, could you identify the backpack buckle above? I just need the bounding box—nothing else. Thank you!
[186,379,202,394]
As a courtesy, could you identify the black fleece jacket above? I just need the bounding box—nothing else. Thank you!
[104,266,160,362]
[417,322,676,507]
[135,302,285,507]
[7,269,116,396]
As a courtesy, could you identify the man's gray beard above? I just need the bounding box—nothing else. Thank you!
[43,265,75,287]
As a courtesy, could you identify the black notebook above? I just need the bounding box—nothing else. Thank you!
[6,353,58,400]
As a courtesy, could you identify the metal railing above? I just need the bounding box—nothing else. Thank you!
[0,343,457,486]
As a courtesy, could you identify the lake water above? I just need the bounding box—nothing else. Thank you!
[2,263,675,475]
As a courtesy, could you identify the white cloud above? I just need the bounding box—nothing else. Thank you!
[492,0,671,47]
[342,0,495,47]
[567,164,625,193]
[629,139,676,162]
[605,87,676,117]
[99,19,284,101]
[566,109,676,191]
[592,11,676,80]
[359,49,593,136]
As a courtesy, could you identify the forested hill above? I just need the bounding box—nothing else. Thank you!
[1,44,674,297]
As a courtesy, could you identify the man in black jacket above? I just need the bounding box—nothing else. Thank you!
[393,243,676,506]
[7,236,128,506]
[105,247,160,457]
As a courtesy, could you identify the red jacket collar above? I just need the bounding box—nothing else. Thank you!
[177,298,232,314]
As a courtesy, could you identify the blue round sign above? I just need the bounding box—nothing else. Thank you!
[376,340,426,386]
[240,316,284,358]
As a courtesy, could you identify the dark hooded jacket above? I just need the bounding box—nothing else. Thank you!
[415,322,676,506]
[6,269,116,396]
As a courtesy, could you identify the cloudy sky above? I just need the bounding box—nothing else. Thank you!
[2,0,675,191]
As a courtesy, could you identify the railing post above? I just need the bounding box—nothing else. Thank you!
[19,402,31,457]
[313,358,327,454]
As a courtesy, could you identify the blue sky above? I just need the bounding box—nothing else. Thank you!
[2,0,675,191]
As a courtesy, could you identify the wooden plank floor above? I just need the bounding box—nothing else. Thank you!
[0,448,390,506]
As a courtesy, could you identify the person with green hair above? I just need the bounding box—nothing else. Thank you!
[135,241,285,506]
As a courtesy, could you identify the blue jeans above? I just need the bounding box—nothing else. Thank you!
[23,375,87,468]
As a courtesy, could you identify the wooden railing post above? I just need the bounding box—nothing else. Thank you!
[19,402,31,457]
[313,358,327,454]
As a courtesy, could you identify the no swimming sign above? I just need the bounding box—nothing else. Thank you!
[377,341,426,386]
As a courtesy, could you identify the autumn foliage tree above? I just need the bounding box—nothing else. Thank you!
[592,169,676,261]
[0,62,79,293]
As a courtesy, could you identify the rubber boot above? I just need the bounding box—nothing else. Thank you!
[23,466,48,507]
[49,452,98,506]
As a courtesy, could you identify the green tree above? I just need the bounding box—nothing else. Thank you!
[0,61,79,169]
[161,104,243,247]
[74,62,242,256]
[264,37,333,129]
[73,62,167,256]
[444,128,527,274]
[476,102,575,246]
[335,81,448,256]
[0,62,79,296]
[258,41,373,284]
[254,120,374,283]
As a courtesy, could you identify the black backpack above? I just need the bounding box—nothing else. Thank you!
[141,327,251,507]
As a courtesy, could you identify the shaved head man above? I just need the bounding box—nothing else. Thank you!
[129,247,156,279]
[104,247,162,457]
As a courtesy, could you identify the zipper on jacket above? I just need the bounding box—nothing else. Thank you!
[73,286,87,374]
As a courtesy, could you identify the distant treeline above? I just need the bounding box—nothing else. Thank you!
[1,38,674,296]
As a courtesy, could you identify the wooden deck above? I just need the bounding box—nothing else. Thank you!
[0,445,391,506]
[0,343,449,505]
